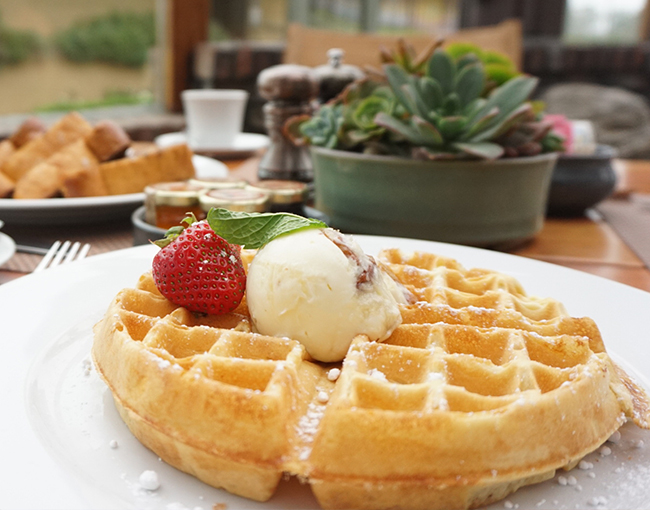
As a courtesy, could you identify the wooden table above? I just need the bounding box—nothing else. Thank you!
[509,159,650,292]
[2,158,650,292]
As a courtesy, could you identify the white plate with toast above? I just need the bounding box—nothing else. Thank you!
[0,155,228,226]
[1,238,649,510]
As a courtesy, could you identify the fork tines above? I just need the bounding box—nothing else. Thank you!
[33,240,91,273]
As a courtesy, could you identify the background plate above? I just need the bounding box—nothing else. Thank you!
[1,238,649,510]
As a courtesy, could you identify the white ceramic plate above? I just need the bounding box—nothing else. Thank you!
[1,237,649,510]
[155,131,270,159]
[0,231,16,266]
[0,155,228,226]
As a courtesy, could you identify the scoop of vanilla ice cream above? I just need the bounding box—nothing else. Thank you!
[246,228,405,362]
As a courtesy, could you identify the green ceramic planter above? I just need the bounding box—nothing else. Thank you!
[311,147,558,248]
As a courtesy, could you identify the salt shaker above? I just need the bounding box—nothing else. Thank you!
[256,64,319,182]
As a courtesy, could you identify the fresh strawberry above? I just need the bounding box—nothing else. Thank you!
[151,217,246,315]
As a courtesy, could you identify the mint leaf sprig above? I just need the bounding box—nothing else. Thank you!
[207,208,327,249]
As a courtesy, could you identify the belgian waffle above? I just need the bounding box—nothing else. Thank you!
[92,248,650,510]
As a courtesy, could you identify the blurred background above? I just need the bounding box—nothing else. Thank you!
[2,0,650,156]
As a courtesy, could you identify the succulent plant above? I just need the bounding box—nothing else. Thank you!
[286,46,561,160]
[445,42,521,93]
[377,37,443,75]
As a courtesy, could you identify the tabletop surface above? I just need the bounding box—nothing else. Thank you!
[2,156,650,293]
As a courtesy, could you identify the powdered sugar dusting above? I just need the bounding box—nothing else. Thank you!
[295,395,328,462]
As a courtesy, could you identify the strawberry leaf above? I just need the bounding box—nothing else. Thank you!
[206,209,327,249]
[152,213,199,248]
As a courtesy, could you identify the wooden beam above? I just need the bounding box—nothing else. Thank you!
[641,0,650,40]
[359,0,380,32]
[165,0,210,112]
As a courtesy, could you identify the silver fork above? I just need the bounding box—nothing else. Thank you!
[33,240,91,273]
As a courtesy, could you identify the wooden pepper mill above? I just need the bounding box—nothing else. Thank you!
[313,48,365,103]
[256,64,319,182]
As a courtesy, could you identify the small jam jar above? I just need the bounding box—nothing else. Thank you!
[199,187,272,214]
[247,180,309,214]
[144,181,205,230]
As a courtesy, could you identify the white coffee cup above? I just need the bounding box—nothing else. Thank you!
[181,89,249,149]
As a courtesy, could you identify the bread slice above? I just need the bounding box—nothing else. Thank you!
[99,144,195,195]
[13,139,103,199]
[61,158,108,197]
[0,117,49,197]
[2,112,92,182]
[85,120,131,162]
[59,120,132,197]
[8,117,47,148]
[0,140,15,171]
[0,168,14,198]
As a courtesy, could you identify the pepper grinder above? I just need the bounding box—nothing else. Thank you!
[313,48,365,103]
[257,64,319,182]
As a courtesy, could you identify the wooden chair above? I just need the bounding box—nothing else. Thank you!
[283,19,523,70]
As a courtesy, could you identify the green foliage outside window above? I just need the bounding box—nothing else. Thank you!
[0,12,42,67]
[53,11,155,68]
[35,90,153,113]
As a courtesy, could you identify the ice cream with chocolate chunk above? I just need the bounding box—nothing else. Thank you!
[246,228,406,362]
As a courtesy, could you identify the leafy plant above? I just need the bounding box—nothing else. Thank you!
[287,45,559,160]
[446,42,521,94]
[53,11,155,68]
[35,90,153,113]
[378,37,443,74]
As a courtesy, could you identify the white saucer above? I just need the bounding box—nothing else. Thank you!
[0,231,16,266]
[155,132,269,159]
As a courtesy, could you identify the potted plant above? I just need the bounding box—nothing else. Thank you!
[286,41,564,247]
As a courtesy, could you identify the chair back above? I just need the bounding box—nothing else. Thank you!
[283,19,523,70]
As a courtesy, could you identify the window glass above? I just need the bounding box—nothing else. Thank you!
[245,0,289,40]
[374,0,458,35]
[217,0,459,41]
[0,0,156,117]
[563,0,646,44]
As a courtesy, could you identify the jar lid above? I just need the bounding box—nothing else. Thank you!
[247,180,308,205]
[144,181,204,207]
[187,177,248,190]
[199,187,271,213]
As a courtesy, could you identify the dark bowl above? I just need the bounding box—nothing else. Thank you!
[546,145,618,217]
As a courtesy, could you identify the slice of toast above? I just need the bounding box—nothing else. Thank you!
[61,159,108,197]
[13,139,103,199]
[0,117,48,197]
[0,140,15,170]
[85,120,131,162]
[59,120,132,197]
[99,144,195,195]
[2,112,92,182]
[0,167,14,198]
[8,117,47,148]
